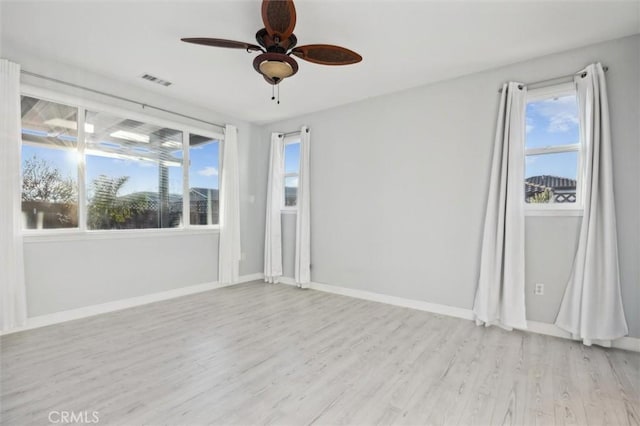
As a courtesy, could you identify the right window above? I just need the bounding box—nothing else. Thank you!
[524,83,583,207]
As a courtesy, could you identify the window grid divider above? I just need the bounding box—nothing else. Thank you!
[525,143,580,156]
[182,131,190,229]
[77,107,87,231]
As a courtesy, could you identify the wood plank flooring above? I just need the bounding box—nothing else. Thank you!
[1,282,639,425]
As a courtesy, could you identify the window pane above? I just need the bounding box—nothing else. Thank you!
[525,151,578,204]
[85,110,183,229]
[285,176,298,207]
[21,96,79,148]
[284,141,301,174]
[189,134,220,225]
[525,94,579,149]
[21,96,79,229]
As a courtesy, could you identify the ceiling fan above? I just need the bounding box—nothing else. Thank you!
[181,0,362,101]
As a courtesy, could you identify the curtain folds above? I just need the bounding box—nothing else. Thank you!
[555,63,628,345]
[0,59,28,331]
[264,133,284,283]
[473,82,527,330]
[294,126,311,286]
[218,125,241,285]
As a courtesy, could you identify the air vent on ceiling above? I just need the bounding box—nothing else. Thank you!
[140,74,172,87]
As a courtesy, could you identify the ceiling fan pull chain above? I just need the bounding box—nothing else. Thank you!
[271,84,275,101]
[277,84,280,105]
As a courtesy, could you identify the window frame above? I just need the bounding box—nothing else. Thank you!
[524,82,584,217]
[281,135,301,213]
[20,84,225,239]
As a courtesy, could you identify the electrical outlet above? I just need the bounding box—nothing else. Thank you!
[534,283,544,295]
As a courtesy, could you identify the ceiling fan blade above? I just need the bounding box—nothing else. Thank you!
[261,0,296,40]
[181,38,262,52]
[290,44,362,65]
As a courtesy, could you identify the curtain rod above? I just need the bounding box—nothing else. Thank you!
[20,70,226,130]
[279,128,310,137]
[497,66,609,93]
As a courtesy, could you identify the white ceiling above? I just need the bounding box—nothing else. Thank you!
[2,1,639,124]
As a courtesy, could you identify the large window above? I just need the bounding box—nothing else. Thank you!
[20,92,222,232]
[524,83,583,208]
[283,137,301,208]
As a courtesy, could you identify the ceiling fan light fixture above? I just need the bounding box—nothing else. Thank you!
[253,52,298,84]
[259,60,293,81]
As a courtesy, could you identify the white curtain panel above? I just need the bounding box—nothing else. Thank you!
[218,125,241,284]
[473,82,527,330]
[0,59,27,331]
[294,126,311,286]
[555,63,628,346]
[264,133,284,283]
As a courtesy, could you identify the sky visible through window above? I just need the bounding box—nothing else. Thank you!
[189,141,219,190]
[525,94,580,179]
[22,140,219,196]
[284,141,300,187]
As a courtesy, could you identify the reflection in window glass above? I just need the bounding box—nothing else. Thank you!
[21,96,79,229]
[189,135,220,225]
[84,110,183,229]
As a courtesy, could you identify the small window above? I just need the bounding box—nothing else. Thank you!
[189,134,220,225]
[283,138,300,208]
[21,96,79,229]
[525,83,582,207]
[84,110,183,229]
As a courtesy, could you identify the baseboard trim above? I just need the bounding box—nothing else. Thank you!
[238,272,265,283]
[525,320,640,352]
[1,273,262,336]
[276,277,639,352]
[278,277,473,320]
[312,280,473,320]
[7,274,638,352]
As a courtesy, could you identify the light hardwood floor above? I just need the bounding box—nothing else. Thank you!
[1,282,639,425]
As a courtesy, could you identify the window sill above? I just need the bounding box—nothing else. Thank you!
[22,227,220,243]
[281,209,298,215]
[525,208,583,217]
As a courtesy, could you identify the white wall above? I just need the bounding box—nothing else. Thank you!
[261,35,640,337]
[24,233,218,316]
[2,43,266,317]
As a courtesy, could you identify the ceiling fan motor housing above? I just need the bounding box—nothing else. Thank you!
[256,28,297,53]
